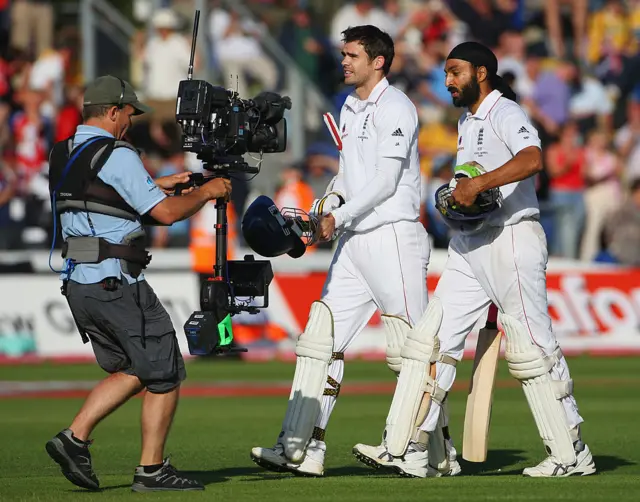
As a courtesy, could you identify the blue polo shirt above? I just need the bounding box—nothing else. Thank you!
[59,125,166,284]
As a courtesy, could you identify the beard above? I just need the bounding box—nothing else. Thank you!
[448,76,481,108]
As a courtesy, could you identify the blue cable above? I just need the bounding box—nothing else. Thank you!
[48,137,105,274]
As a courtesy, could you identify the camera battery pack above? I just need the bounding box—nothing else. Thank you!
[184,311,223,356]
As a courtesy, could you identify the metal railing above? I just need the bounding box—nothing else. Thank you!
[80,0,137,83]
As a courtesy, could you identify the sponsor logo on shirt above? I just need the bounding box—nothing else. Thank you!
[146,176,157,192]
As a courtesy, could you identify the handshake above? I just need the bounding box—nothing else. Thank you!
[309,192,345,242]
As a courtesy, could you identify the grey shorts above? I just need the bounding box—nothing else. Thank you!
[66,279,186,393]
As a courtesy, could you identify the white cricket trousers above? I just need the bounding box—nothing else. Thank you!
[314,220,431,431]
[420,219,583,433]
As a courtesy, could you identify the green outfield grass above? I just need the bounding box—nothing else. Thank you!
[0,356,638,501]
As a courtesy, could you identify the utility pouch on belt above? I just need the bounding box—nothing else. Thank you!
[120,230,149,278]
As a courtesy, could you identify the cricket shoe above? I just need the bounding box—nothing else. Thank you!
[352,441,432,478]
[250,439,325,477]
[523,441,596,477]
[353,439,461,478]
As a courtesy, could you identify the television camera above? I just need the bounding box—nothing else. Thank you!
[175,10,305,357]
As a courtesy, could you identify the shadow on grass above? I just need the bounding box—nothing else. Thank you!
[70,453,634,490]
[68,467,241,492]
[460,449,528,476]
[463,450,634,476]
[592,455,635,474]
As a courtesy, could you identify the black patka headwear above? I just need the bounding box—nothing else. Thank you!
[446,41,517,101]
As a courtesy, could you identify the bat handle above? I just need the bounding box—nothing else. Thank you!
[486,303,498,328]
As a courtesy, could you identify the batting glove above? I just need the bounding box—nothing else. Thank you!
[309,192,345,218]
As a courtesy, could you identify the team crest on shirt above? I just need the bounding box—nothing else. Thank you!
[357,113,370,141]
[457,135,464,151]
[474,127,489,158]
[341,122,348,139]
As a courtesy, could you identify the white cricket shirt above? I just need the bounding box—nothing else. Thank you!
[331,78,421,232]
[456,89,541,227]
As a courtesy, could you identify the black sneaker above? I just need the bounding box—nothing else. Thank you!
[131,457,204,492]
[45,429,99,491]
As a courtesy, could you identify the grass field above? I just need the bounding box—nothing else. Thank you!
[0,356,638,501]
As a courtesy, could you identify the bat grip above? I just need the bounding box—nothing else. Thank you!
[486,304,498,327]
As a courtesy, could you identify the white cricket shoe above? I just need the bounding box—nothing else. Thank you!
[523,442,596,477]
[250,439,325,477]
[352,441,431,478]
[353,439,461,478]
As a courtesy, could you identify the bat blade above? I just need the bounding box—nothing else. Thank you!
[462,305,502,463]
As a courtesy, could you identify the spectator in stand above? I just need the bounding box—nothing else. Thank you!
[545,121,586,259]
[379,0,409,40]
[274,163,314,215]
[415,36,451,120]
[417,106,458,179]
[330,1,390,48]
[568,65,614,136]
[614,96,640,182]
[28,39,69,121]
[444,0,516,48]
[303,142,339,199]
[208,3,277,97]
[598,177,640,266]
[10,0,54,60]
[6,47,33,109]
[10,88,52,195]
[580,128,622,261]
[496,30,534,99]
[587,0,635,84]
[140,9,194,125]
[543,0,588,59]
[422,153,454,249]
[525,57,576,146]
[277,6,337,97]
[54,85,83,143]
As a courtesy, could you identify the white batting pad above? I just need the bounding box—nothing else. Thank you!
[384,298,443,457]
[381,315,411,375]
[501,313,576,465]
[280,301,334,463]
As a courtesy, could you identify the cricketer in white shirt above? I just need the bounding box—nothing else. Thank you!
[302,73,436,468]
[392,41,593,478]
[250,26,452,479]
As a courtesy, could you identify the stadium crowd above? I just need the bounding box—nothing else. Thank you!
[0,0,639,266]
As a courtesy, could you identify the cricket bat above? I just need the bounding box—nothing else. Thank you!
[462,304,502,462]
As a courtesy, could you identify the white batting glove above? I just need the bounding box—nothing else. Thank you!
[309,192,344,218]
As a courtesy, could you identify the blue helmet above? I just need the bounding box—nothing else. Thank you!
[241,195,318,259]
[434,175,502,235]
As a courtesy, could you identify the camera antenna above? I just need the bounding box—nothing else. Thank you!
[187,9,200,81]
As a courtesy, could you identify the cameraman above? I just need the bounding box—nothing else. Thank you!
[45,75,231,492]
